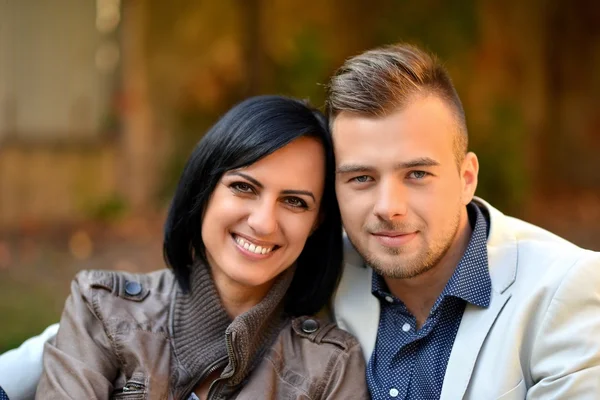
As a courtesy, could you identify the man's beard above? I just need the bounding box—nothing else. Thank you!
[349,211,461,279]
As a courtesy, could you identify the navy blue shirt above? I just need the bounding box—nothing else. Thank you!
[366,203,492,400]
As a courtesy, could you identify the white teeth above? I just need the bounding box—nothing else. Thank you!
[234,235,274,254]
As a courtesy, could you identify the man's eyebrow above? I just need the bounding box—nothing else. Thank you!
[336,164,374,174]
[336,158,440,174]
[227,171,263,188]
[395,157,440,169]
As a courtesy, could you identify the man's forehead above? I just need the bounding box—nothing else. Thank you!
[333,100,456,151]
[331,100,458,169]
[333,97,455,133]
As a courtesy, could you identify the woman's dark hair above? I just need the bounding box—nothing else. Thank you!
[163,95,343,316]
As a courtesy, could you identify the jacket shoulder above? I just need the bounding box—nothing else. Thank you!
[288,316,361,352]
[242,316,367,399]
[75,268,175,299]
[73,269,176,331]
[262,316,366,397]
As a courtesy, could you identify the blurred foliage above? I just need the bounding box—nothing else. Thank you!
[471,101,529,214]
[84,194,129,222]
[272,26,331,106]
[146,0,539,214]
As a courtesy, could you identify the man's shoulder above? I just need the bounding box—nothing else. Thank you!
[480,197,589,254]
[481,197,599,285]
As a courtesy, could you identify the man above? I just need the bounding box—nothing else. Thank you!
[328,44,600,399]
[1,44,599,400]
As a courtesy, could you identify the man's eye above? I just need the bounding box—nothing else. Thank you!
[408,171,428,179]
[230,182,254,193]
[284,197,308,209]
[352,175,372,183]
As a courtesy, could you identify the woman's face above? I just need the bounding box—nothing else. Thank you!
[201,136,326,296]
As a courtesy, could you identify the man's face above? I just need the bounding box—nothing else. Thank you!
[332,95,478,279]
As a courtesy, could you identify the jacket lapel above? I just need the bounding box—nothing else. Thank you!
[440,198,518,400]
[334,236,380,361]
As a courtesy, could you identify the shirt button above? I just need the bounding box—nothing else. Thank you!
[384,295,394,303]
[389,388,399,397]
[402,323,411,332]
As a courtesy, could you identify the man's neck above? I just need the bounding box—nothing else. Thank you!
[384,210,473,328]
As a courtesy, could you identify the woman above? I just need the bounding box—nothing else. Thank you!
[36,96,368,399]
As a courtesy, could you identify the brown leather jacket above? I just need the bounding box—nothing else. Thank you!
[37,264,369,399]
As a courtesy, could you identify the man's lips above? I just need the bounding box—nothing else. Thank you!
[371,231,418,247]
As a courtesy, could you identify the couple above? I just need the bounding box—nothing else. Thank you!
[1,43,599,400]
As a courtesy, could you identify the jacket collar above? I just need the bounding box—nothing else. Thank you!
[440,197,517,400]
[473,197,518,294]
[170,262,293,393]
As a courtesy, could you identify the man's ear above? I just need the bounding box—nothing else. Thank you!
[460,151,479,205]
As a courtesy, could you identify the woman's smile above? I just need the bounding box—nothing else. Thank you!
[231,232,280,259]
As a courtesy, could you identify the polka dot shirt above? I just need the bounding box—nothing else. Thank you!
[366,203,492,400]
[0,386,8,400]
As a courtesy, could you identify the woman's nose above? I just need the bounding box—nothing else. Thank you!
[247,200,278,236]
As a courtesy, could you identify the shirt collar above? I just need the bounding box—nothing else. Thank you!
[371,202,492,309]
[439,203,491,308]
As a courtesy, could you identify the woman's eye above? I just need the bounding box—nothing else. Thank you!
[352,175,372,183]
[230,182,254,193]
[284,197,308,209]
[408,171,428,179]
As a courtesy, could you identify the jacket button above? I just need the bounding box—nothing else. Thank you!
[302,319,319,334]
[125,280,142,296]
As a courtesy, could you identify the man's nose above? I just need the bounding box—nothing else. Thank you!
[372,180,408,221]
[247,199,278,236]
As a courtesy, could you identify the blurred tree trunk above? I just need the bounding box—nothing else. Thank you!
[541,0,600,192]
[119,0,159,211]
[239,0,264,97]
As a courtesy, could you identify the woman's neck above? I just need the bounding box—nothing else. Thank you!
[210,268,274,318]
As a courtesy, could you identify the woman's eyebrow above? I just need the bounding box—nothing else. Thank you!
[227,172,316,202]
[227,171,263,188]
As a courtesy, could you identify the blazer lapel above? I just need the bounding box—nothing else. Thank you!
[334,236,380,361]
[440,198,518,400]
[440,290,512,400]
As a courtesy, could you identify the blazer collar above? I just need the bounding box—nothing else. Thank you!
[473,197,518,294]
[440,197,518,400]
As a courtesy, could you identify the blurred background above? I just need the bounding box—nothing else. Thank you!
[0,0,599,351]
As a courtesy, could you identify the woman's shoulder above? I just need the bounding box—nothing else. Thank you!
[73,268,176,298]
[70,268,177,326]
[286,316,361,352]
[271,315,364,367]
[242,315,368,399]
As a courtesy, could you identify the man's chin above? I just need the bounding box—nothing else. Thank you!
[371,262,430,280]
[365,251,433,279]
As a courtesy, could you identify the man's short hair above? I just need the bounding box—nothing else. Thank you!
[326,43,468,164]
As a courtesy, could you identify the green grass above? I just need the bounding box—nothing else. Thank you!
[0,272,67,352]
